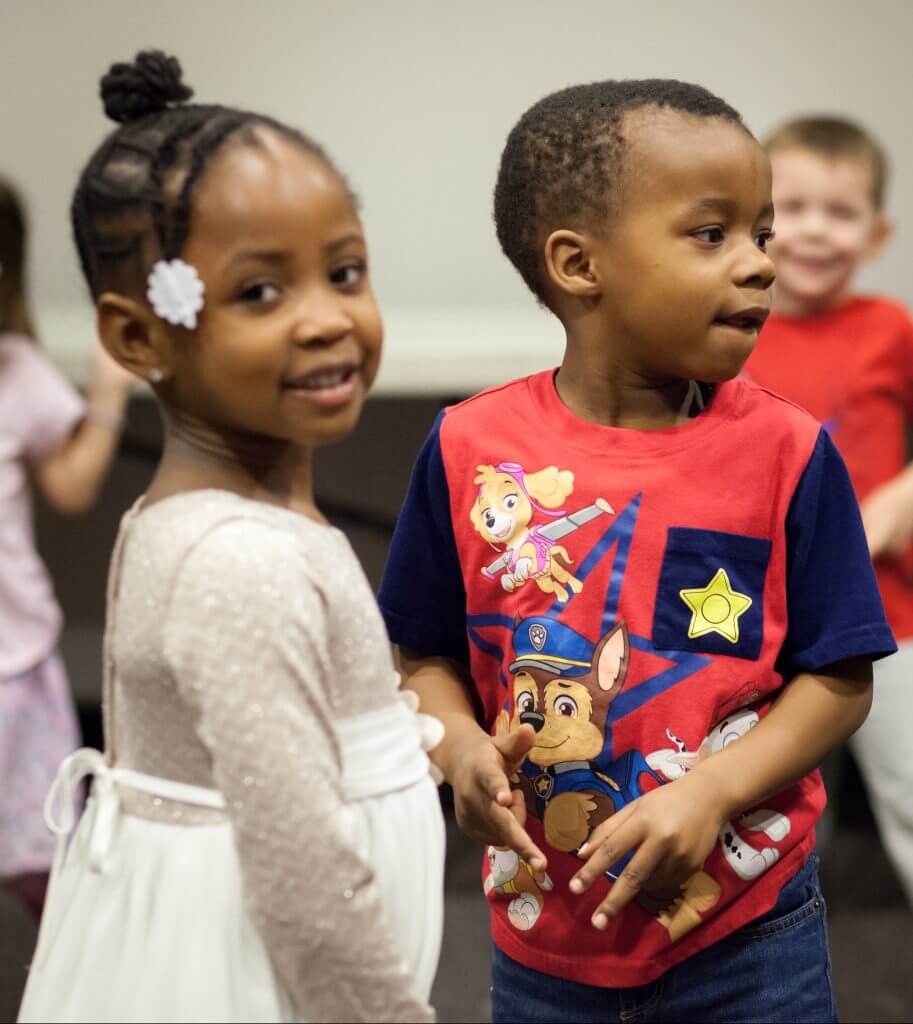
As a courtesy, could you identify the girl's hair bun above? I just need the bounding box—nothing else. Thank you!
[100,50,194,124]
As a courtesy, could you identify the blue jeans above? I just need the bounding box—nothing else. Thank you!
[491,854,837,1023]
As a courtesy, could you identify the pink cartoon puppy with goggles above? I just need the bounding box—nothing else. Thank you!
[471,463,612,602]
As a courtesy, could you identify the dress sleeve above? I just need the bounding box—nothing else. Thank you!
[777,428,898,678]
[378,410,468,663]
[10,341,87,463]
[162,519,434,1024]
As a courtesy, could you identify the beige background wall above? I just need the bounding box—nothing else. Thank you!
[2,0,912,387]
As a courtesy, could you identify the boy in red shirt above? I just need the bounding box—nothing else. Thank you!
[381,82,895,1021]
[746,117,913,908]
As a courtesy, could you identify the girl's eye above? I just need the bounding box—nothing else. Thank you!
[238,282,280,304]
[554,695,578,718]
[693,227,725,245]
[503,493,519,511]
[330,261,366,287]
[755,229,776,251]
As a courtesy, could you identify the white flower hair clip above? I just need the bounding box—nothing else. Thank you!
[146,258,205,330]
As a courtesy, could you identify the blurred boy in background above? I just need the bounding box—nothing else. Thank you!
[746,116,913,906]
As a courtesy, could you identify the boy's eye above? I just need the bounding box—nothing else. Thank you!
[693,227,725,245]
[777,199,804,215]
[755,229,776,251]
[828,204,860,221]
[330,261,366,287]
[238,282,280,304]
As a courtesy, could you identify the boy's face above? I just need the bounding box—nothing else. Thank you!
[582,110,776,383]
[767,147,888,312]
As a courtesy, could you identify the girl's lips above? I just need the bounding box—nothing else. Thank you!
[282,364,363,408]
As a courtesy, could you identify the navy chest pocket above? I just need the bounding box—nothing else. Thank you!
[652,527,772,661]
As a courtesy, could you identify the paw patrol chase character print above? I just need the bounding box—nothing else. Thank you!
[484,846,554,930]
[471,462,612,602]
[504,616,721,941]
[647,708,791,880]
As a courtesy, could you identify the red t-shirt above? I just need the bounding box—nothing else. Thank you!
[380,371,894,987]
[746,297,913,639]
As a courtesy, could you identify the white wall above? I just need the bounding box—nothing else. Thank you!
[2,0,911,390]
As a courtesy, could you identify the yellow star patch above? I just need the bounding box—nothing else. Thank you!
[679,568,752,644]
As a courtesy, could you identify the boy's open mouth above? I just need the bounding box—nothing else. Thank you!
[712,307,770,332]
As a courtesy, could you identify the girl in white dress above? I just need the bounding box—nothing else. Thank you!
[18,49,444,1024]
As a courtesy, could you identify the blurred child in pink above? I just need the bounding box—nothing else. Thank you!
[0,178,133,918]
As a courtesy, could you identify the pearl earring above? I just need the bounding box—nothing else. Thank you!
[149,368,165,383]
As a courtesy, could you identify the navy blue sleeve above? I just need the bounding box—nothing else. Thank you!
[778,428,897,678]
[378,411,469,665]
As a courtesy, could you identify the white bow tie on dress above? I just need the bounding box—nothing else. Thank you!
[43,748,227,876]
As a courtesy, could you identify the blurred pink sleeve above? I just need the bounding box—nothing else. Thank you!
[5,337,87,462]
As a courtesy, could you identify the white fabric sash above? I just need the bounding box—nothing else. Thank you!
[43,748,226,876]
[337,690,444,801]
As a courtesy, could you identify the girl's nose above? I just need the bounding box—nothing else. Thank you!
[290,292,353,346]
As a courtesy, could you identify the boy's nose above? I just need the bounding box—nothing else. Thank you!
[735,246,776,291]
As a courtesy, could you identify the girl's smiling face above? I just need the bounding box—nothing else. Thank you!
[168,129,382,450]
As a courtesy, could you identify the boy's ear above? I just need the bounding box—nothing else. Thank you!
[543,230,601,299]
[96,293,173,383]
[865,213,894,261]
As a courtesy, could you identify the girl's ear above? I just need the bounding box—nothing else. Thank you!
[543,229,601,300]
[96,293,173,383]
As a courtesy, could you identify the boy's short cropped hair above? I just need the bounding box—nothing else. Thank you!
[765,116,888,210]
[493,79,746,305]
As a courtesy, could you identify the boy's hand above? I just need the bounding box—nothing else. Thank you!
[449,724,548,873]
[861,473,913,558]
[569,771,725,928]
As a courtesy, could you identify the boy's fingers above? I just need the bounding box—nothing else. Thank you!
[478,761,513,805]
[490,801,547,872]
[491,724,537,769]
[508,786,527,830]
[590,846,661,928]
[569,818,642,892]
[577,802,636,861]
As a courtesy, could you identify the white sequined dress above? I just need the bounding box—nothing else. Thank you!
[18,491,445,1023]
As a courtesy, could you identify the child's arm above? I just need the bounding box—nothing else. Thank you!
[570,658,872,926]
[860,463,913,558]
[35,341,132,514]
[166,522,435,1023]
[572,428,893,926]
[398,647,547,873]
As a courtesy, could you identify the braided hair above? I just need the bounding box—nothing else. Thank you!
[0,178,36,339]
[72,50,342,301]
[493,79,748,305]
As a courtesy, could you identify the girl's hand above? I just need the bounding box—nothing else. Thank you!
[90,339,136,398]
[449,724,548,874]
[569,771,726,928]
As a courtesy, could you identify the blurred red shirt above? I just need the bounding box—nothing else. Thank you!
[745,296,913,640]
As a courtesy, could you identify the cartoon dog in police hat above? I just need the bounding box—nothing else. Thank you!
[501,615,721,941]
